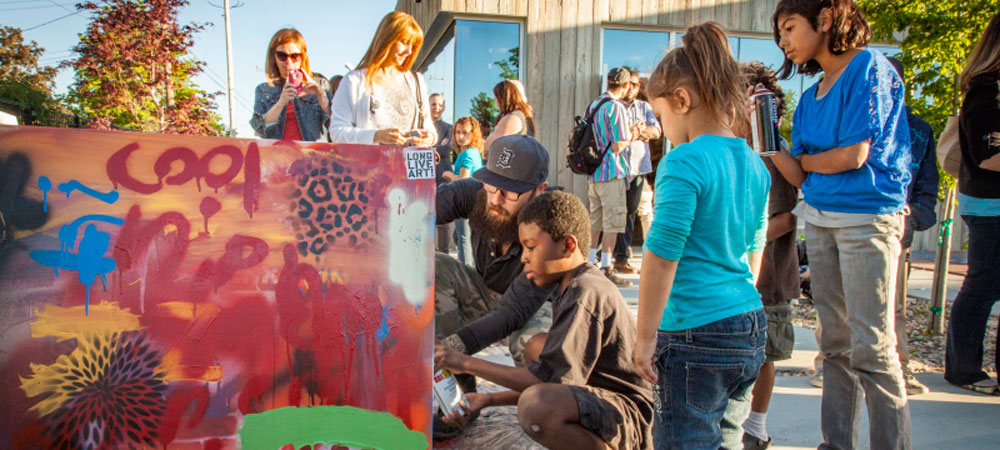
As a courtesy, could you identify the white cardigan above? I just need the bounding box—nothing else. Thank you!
[328,69,438,145]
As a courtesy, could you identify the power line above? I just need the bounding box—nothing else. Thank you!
[0,3,72,11]
[23,10,82,31]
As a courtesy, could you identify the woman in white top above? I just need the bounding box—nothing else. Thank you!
[329,11,436,147]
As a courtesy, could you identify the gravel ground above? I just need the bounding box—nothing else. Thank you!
[791,296,998,376]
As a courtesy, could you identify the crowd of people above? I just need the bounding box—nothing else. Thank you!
[250,2,999,449]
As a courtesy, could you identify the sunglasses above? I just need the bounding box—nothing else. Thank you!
[275,51,303,63]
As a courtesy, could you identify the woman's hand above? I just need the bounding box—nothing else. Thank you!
[633,335,658,385]
[409,130,435,147]
[435,339,469,373]
[279,83,299,105]
[301,73,331,114]
[442,393,490,427]
[373,128,406,145]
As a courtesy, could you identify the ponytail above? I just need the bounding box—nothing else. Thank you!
[646,22,745,128]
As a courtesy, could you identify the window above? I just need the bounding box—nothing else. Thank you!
[601,28,672,78]
[419,19,521,128]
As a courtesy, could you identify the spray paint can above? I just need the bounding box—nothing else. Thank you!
[750,87,780,156]
[432,368,468,417]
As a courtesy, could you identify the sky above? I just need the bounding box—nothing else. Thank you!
[3,0,399,137]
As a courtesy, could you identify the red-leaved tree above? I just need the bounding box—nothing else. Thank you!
[65,0,224,135]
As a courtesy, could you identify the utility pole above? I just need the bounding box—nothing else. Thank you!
[223,0,236,137]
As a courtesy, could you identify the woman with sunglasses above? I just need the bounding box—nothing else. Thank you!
[329,12,436,147]
[251,28,332,141]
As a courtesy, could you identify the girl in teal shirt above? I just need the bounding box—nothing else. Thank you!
[443,117,485,266]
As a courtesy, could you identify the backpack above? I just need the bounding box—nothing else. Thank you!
[566,97,613,175]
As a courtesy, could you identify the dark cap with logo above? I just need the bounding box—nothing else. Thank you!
[472,134,549,193]
[607,67,630,85]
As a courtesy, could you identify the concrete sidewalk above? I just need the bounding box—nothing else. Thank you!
[610,250,1000,450]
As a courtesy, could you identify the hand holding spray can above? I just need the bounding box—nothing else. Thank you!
[750,85,780,156]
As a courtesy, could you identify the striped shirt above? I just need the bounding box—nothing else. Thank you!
[588,93,632,182]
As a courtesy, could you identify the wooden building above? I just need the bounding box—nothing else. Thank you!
[396,0,962,255]
[396,0,794,198]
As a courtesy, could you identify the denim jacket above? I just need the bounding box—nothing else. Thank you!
[251,77,333,142]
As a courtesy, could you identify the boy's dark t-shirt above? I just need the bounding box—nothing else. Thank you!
[528,263,653,412]
[757,157,800,306]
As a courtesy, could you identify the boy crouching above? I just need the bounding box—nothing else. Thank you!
[434,191,653,450]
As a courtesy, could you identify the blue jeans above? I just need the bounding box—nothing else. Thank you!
[453,218,473,267]
[652,309,766,450]
[945,215,1000,385]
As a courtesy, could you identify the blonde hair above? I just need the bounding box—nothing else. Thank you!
[452,116,485,158]
[356,11,424,89]
[960,12,1000,92]
[265,28,311,85]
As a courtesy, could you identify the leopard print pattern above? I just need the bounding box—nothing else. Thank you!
[289,156,377,257]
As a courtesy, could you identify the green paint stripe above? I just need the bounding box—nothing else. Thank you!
[239,405,428,450]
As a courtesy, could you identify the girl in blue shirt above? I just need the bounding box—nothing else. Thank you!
[443,116,485,266]
[772,1,912,448]
[634,22,771,449]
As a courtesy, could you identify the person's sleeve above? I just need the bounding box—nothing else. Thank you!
[609,102,631,142]
[909,121,939,231]
[415,72,439,144]
[320,77,333,136]
[644,150,701,261]
[528,288,602,385]
[250,84,282,139]
[454,152,472,171]
[644,103,660,130]
[750,197,769,253]
[435,178,481,225]
[790,104,806,157]
[328,74,377,144]
[454,273,556,355]
[837,52,882,148]
[960,82,1000,166]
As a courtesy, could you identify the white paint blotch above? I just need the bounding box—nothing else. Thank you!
[387,188,430,305]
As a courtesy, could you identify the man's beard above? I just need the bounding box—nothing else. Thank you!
[469,189,523,245]
[624,92,637,103]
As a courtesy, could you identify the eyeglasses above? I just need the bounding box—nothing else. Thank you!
[275,51,303,63]
[483,184,523,201]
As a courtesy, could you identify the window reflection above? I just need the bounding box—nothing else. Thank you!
[455,20,520,132]
[422,25,456,124]
[602,28,671,76]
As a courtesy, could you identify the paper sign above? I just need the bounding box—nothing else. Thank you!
[405,149,435,179]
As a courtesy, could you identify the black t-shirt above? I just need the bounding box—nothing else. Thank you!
[958,75,1000,199]
[757,157,800,305]
[528,264,653,406]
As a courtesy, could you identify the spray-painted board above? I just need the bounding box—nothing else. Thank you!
[0,126,434,449]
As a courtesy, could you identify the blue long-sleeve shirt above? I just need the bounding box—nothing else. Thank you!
[645,135,770,331]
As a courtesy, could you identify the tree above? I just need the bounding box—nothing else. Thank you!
[469,92,498,136]
[0,25,63,123]
[65,0,224,135]
[493,47,519,81]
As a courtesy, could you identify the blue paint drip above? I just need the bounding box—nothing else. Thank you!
[375,306,391,343]
[38,176,51,212]
[58,180,119,204]
[30,215,122,316]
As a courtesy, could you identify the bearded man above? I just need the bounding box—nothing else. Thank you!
[434,134,555,383]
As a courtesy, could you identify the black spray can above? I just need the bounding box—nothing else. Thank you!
[750,88,780,156]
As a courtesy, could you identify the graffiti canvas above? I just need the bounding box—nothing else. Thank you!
[0,126,434,449]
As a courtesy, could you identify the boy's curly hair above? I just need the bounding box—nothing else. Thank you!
[517,191,590,256]
[741,61,787,120]
[772,0,871,79]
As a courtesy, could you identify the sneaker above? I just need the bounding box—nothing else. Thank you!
[602,267,633,287]
[742,432,772,450]
[809,368,823,388]
[613,261,638,274]
[904,371,929,395]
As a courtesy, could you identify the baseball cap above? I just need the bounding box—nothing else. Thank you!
[473,134,549,193]
[607,67,630,85]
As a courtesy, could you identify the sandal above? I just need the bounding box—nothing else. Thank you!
[952,380,1000,396]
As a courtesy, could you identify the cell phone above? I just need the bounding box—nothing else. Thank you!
[406,130,422,137]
